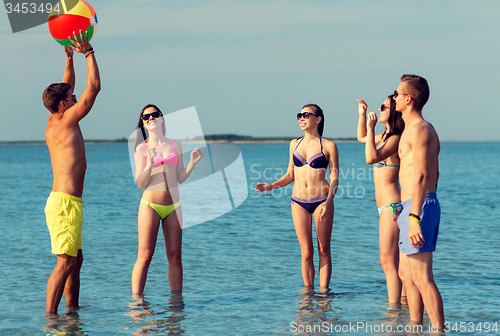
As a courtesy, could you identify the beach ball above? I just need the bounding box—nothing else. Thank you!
[48,0,98,47]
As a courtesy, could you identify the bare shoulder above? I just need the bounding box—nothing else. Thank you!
[172,139,183,151]
[322,138,338,151]
[289,138,301,149]
[59,106,80,128]
[322,138,338,158]
[385,134,401,146]
[409,120,438,143]
[322,139,339,169]
[135,142,146,155]
[374,133,385,144]
[45,115,54,132]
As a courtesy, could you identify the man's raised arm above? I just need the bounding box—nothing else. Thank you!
[62,46,75,91]
[65,30,101,125]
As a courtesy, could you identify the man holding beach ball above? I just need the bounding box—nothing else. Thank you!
[42,0,101,315]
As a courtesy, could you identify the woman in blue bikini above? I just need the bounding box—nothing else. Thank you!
[132,104,203,296]
[256,104,339,293]
[356,95,404,303]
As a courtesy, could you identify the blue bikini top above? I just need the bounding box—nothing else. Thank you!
[293,137,328,169]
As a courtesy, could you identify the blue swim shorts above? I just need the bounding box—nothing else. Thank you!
[398,192,440,255]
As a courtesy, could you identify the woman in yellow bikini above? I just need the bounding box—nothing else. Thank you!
[132,104,203,296]
[256,104,339,294]
[357,95,404,304]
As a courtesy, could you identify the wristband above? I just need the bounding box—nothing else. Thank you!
[409,213,421,223]
[84,50,95,58]
[409,217,420,224]
[409,213,421,221]
[83,47,93,55]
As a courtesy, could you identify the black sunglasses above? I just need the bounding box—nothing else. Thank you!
[393,90,412,99]
[297,112,317,120]
[64,95,77,103]
[141,111,162,121]
[380,104,390,111]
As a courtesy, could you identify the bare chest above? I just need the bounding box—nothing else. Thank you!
[398,132,412,163]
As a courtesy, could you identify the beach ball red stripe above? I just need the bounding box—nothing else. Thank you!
[53,25,95,47]
[48,14,92,40]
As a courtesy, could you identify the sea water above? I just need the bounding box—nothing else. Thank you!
[0,142,499,335]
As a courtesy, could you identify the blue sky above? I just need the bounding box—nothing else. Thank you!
[1,0,499,141]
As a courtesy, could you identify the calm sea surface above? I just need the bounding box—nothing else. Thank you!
[0,142,499,336]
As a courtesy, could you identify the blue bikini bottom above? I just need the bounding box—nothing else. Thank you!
[291,194,328,213]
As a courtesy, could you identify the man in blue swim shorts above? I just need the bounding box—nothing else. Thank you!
[398,193,440,255]
[394,74,444,331]
[42,32,100,315]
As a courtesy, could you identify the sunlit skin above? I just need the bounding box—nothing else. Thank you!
[394,80,444,330]
[255,106,339,292]
[132,107,203,295]
[45,31,101,314]
[356,98,402,304]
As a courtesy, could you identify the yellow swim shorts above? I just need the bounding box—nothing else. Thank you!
[44,192,83,257]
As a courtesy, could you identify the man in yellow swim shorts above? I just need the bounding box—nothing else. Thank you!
[42,31,100,315]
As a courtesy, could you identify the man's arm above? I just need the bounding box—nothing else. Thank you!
[62,47,75,91]
[64,31,101,126]
[408,123,432,247]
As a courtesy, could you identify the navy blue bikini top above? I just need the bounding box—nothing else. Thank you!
[293,137,328,169]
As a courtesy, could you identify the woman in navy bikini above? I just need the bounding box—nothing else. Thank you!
[132,104,203,296]
[356,95,404,303]
[256,104,339,293]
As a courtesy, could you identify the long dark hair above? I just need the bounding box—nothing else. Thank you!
[134,104,166,150]
[383,95,404,141]
[302,104,325,136]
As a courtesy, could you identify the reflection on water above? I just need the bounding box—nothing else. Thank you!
[126,293,186,335]
[290,287,339,335]
[43,310,87,336]
[291,290,429,336]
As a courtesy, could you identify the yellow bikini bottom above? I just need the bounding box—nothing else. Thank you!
[141,199,181,220]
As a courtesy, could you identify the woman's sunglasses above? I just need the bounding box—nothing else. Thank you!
[297,112,317,120]
[141,111,162,121]
[380,104,390,111]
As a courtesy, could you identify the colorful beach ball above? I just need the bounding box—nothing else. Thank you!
[48,0,98,47]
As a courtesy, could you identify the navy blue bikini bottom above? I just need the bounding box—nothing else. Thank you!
[291,194,328,213]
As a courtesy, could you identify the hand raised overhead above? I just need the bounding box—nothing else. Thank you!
[68,30,92,54]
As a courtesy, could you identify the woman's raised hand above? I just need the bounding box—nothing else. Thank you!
[190,148,203,165]
[146,148,157,166]
[367,111,378,130]
[357,99,368,115]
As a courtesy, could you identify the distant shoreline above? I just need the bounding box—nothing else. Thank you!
[0,137,497,145]
[0,136,358,145]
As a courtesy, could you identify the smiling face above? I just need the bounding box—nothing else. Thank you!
[297,106,320,132]
[141,106,164,131]
[378,98,391,124]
